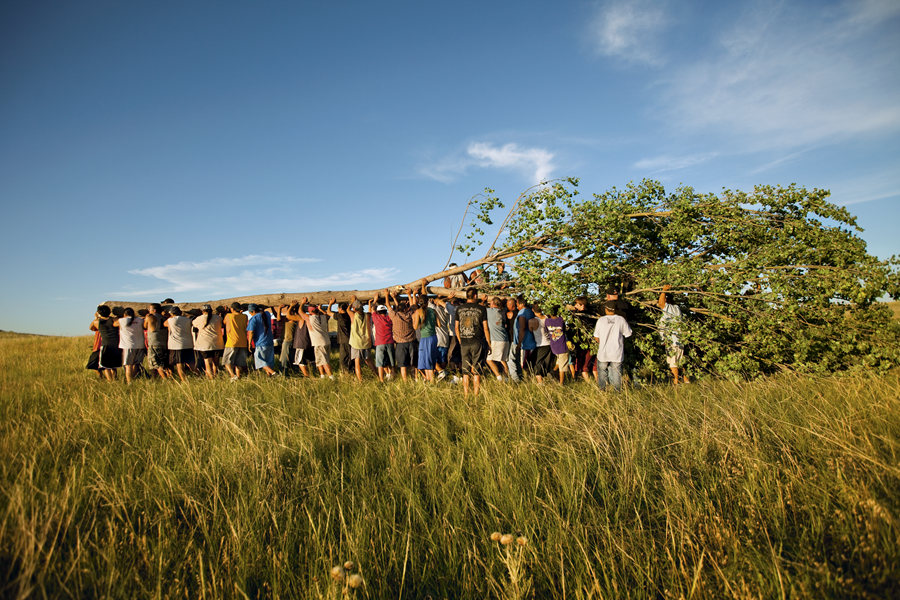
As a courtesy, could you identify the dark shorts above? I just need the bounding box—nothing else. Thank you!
[528,346,555,377]
[461,342,483,374]
[98,346,122,369]
[169,349,195,365]
[148,346,169,370]
[575,348,596,373]
[197,350,219,360]
[396,341,416,368]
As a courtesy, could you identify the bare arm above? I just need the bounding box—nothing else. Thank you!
[658,284,671,309]
[483,319,491,345]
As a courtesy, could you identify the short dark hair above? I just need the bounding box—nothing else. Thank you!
[150,303,161,312]
[574,296,588,305]
[339,302,348,311]
[170,306,182,316]
[466,288,478,300]
[124,307,135,317]
[97,305,111,317]
[230,302,242,311]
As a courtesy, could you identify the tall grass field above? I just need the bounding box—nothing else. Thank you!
[1,331,898,599]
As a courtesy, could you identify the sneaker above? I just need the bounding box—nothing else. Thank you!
[385,373,393,381]
[269,372,281,378]
[437,370,447,381]
[230,376,238,383]
[451,376,460,384]
[496,375,503,381]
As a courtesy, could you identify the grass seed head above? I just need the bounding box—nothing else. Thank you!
[490,531,502,542]
[500,534,514,545]
[348,574,364,589]
[343,561,355,571]
[330,566,345,582]
[517,536,528,546]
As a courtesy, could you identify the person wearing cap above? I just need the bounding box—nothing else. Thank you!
[223,302,249,381]
[593,300,633,392]
[443,263,469,289]
[246,304,278,377]
[113,307,146,383]
[290,297,335,379]
[323,297,352,376]
[165,306,198,382]
[387,287,419,382]
[347,295,376,381]
[192,304,224,380]
[605,285,630,318]
[371,290,396,382]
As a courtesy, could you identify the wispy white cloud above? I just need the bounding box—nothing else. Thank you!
[633,152,717,174]
[115,254,398,298]
[419,142,555,184]
[655,0,900,150]
[591,0,670,65]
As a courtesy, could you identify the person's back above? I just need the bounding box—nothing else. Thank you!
[594,314,631,363]
[193,313,224,351]
[308,313,330,348]
[147,313,167,348]
[372,311,394,346]
[167,315,193,350]
[118,316,144,350]
[248,310,273,347]
[544,317,567,355]
[224,312,249,347]
[487,306,509,343]
[457,301,487,344]
[98,316,119,349]
[350,311,371,349]
[419,307,437,339]
[516,305,536,350]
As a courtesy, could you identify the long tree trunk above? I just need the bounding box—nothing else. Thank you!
[102,252,519,312]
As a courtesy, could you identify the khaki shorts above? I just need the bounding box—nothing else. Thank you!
[314,346,329,367]
[555,352,569,369]
[223,347,249,367]
[122,348,146,366]
[666,346,684,368]
[488,341,509,363]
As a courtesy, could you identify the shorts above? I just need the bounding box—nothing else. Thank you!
[488,341,510,363]
[314,346,330,367]
[555,352,569,369]
[395,341,416,368]
[169,348,195,365]
[350,347,370,361]
[254,344,275,369]
[121,348,146,366]
[436,346,448,364]
[375,344,396,368]
[527,346,554,377]
[148,346,169,369]
[293,348,315,366]
[197,350,219,361]
[222,347,248,367]
[575,349,596,373]
[666,345,684,368]
[461,343,483,374]
[418,335,437,370]
[98,346,122,369]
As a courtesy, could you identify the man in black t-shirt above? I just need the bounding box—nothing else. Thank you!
[325,297,352,375]
[454,288,491,396]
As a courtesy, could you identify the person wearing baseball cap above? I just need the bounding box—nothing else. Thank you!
[247,304,278,377]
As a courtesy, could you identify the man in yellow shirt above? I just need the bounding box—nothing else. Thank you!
[223,302,249,381]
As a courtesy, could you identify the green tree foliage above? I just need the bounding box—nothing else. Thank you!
[475,179,900,378]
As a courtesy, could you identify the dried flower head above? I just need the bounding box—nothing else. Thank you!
[490,531,502,542]
[516,536,528,546]
[500,534,514,545]
[343,561,355,571]
[330,566,345,582]
[348,574,364,589]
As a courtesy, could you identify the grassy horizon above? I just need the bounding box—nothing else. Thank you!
[1,332,898,599]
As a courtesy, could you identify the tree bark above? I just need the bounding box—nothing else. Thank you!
[101,253,520,312]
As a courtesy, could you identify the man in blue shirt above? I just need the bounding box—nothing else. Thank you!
[513,295,536,379]
[246,304,279,377]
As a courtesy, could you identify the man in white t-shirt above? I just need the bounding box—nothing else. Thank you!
[658,284,687,385]
[113,307,145,384]
[593,301,633,392]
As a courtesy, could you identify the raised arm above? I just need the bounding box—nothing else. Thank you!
[658,284,671,309]
[324,296,337,318]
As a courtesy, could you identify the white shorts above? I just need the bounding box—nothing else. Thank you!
[314,346,329,367]
[488,341,510,363]
[666,346,684,368]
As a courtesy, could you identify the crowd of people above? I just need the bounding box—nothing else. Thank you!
[88,278,686,394]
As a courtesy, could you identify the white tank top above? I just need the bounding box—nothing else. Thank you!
[118,317,146,350]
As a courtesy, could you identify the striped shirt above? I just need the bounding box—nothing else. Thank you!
[388,304,418,343]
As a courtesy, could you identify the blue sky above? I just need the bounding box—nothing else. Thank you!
[1,0,898,335]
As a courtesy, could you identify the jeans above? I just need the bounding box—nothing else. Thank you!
[597,361,622,391]
[507,344,523,382]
